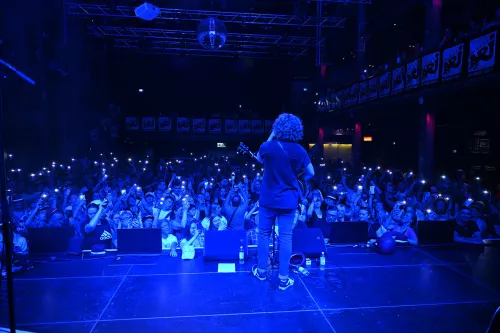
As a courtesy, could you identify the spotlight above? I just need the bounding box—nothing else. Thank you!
[135,2,160,21]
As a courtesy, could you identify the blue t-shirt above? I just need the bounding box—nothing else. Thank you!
[258,140,311,210]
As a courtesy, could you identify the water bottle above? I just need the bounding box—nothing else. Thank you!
[298,266,310,276]
[320,252,326,269]
[239,246,244,264]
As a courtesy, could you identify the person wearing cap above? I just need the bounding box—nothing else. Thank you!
[157,194,175,221]
[140,192,157,217]
[324,195,337,209]
[142,215,155,228]
[47,209,67,227]
[10,195,26,224]
[25,197,49,228]
[83,201,112,250]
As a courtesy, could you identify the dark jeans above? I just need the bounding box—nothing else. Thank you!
[257,205,295,279]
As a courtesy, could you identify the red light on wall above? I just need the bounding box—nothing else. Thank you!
[363,136,373,142]
[433,0,441,6]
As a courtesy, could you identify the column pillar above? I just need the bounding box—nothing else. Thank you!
[357,5,366,74]
[423,0,442,51]
[418,97,435,180]
[308,124,324,161]
[352,123,362,171]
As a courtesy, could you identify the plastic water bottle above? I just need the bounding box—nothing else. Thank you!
[298,266,310,276]
[320,252,326,269]
[239,246,244,264]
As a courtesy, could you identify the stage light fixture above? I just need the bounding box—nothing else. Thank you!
[135,2,160,21]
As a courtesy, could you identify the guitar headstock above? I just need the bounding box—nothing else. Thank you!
[237,142,251,155]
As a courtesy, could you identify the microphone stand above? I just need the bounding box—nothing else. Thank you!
[0,58,36,333]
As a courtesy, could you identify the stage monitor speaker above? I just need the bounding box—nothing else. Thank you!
[417,220,455,245]
[117,229,162,254]
[204,230,247,261]
[292,228,326,258]
[28,227,75,254]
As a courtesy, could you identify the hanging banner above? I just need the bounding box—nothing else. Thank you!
[264,120,273,133]
[192,118,206,133]
[225,119,237,133]
[358,81,369,104]
[141,117,156,131]
[346,84,359,106]
[177,117,190,132]
[251,120,263,133]
[379,72,391,97]
[421,52,440,86]
[442,43,464,82]
[330,92,341,110]
[468,31,497,77]
[368,77,379,100]
[158,117,172,131]
[125,117,139,130]
[405,58,421,90]
[342,89,350,107]
[238,120,251,133]
[208,119,222,133]
[391,66,405,94]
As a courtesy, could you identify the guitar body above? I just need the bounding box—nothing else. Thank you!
[238,142,308,200]
[295,172,307,200]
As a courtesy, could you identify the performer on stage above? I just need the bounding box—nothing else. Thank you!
[251,113,315,290]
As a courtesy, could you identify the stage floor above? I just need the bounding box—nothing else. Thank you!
[1,245,500,333]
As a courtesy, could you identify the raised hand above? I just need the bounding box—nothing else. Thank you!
[182,199,190,211]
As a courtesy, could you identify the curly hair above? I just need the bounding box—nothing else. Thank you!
[272,113,304,142]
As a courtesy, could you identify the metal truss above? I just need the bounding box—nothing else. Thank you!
[112,39,309,59]
[66,3,346,28]
[89,26,325,47]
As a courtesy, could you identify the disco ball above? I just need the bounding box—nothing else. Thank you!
[197,17,227,49]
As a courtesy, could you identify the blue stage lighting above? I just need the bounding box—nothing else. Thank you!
[197,18,227,49]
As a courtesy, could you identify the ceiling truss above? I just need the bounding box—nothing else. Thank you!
[113,39,309,59]
[66,3,346,28]
[66,2,370,59]
[90,26,325,47]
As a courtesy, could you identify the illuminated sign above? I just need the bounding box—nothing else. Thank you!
[363,136,373,142]
[217,143,226,148]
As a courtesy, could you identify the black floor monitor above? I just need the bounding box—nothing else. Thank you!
[329,222,369,244]
[204,230,247,261]
[28,227,75,254]
[417,220,455,245]
[293,228,327,258]
[117,228,162,254]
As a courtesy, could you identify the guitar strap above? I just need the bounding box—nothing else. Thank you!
[276,140,303,202]
[227,206,239,229]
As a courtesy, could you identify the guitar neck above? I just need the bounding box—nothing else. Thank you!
[245,151,262,165]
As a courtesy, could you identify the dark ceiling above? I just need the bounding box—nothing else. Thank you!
[66,0,493,66]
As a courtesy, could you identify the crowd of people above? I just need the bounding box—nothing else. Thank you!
[1,148,500,259]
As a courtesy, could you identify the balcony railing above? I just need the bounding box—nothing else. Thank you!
[318,27,499,112]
